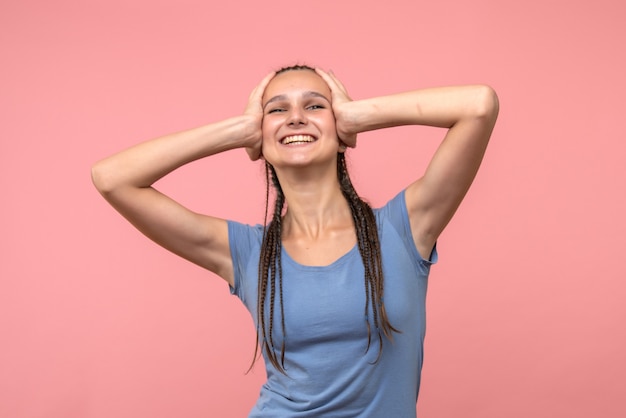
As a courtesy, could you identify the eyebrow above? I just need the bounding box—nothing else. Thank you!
[263,91,330,109]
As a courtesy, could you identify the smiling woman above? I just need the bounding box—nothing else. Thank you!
[257,67,339,170]
[91,64,498,417]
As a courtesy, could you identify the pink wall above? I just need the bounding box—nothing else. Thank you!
[2,0,625,417]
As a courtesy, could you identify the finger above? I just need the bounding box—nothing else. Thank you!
[258,71,276,92]
[249,71,276,103]
[316,68,351,100]
[327,70,350,97]
[315,68,338,92]
[314,67,329,79]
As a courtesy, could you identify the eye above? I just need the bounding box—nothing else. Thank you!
[307,104,325,110]
[267,107,286,114]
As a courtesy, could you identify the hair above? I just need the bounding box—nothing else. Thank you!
[251,65,399,374]
[275,63,315,75]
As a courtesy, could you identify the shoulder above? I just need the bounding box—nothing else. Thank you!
[227,220,264,254]
[374,190,408,225]
[227,220,264,300]
[374,191,411,251]
[375,191,438,266]
[227,219,264,238]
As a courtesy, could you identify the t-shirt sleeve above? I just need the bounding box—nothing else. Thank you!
[227,220,262,300]
[379,190,438,267]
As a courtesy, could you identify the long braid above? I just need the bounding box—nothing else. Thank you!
[253,162,287,373]
[337,152,399,359]
[270,165,286,367]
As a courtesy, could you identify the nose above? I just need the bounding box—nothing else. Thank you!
[287,107,307,126]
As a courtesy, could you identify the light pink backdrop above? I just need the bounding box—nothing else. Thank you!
[2,0,625,417]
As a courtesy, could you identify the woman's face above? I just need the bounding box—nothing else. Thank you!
[261,70,340,169]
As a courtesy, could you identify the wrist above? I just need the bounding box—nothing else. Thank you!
[227,114,262,148]
[342,100,380,134]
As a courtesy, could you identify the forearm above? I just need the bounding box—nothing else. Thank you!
[91,115,256,193]
[346,85,499,133]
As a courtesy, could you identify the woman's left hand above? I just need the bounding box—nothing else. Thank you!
[315,68,357,148]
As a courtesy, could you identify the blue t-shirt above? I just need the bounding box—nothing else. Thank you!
[228,191,437,417]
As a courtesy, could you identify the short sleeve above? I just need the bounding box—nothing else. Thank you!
[377,191,438,268]
[227,220,263,300]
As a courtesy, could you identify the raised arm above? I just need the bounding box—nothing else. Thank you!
[91,72,275,285]
[316,70,499,259]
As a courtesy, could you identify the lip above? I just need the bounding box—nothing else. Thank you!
[279,134,318,145]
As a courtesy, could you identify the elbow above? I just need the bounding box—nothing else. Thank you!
[473,85,499,121]
[91,160,115,196]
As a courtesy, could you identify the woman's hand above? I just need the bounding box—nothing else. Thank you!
[244,71,275,161]
[315,68,357,148]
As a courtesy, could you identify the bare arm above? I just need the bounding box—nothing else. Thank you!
[316,70,499,259]
[91,73,275,285]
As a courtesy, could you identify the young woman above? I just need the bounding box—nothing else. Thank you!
[92,65,498,417]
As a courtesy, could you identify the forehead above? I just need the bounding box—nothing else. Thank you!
[262,70,331,104]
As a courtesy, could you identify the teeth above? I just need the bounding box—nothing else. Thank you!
[282,135,315,145]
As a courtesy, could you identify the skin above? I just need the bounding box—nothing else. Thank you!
[91,68,499,286]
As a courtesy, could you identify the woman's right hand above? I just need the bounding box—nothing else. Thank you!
[244,71,275,161]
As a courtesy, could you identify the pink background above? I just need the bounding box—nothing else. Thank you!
[2,0,625,417]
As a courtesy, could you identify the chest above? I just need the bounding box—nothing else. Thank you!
[281,228,356,266]
[255,244,426,350]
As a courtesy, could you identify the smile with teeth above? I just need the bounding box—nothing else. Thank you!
[281,134,316,145]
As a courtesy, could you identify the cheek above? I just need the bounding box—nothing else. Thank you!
[260,120,270,144]
[261,119,281,153]
[316,114,338,135]
[261,117,280,137]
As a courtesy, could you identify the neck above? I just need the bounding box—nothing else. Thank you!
[273,164,352,239]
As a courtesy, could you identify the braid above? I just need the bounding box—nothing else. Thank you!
[252,162,287,374]
[337,153,399,360]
